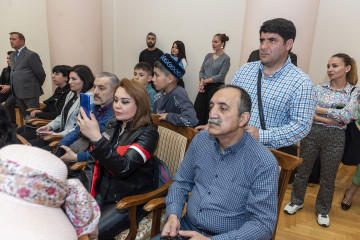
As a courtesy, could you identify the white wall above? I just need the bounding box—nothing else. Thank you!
[46,0,103,77]
[240,0,320,74]
[0,0,52,100]
[107,0,246,102]
[308,0,360,86]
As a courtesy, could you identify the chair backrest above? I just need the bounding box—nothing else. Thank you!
[269,148,302,239]
[151,114,198,178]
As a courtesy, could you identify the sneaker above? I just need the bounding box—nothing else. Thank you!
[317,213,330,227]
[284,202,303,215]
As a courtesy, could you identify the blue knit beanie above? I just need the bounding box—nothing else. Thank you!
[158,53,185,80]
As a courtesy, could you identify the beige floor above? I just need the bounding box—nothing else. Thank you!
[276,163,360,240]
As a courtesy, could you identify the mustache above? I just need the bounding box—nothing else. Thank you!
[94,95,101,99]
[208,118,221,125]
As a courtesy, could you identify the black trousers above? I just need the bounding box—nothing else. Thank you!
[194,82,223,126]
[98,203,148,240]
[3,95,16,125]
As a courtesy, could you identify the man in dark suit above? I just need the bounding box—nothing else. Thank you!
[9,32,46,117]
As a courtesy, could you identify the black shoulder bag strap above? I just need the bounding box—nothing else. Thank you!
[257,68,266,130]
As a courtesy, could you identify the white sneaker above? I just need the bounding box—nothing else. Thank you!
[284,202,304,215]
[317,213,330,227]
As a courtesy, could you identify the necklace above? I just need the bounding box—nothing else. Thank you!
[212,53,219,63]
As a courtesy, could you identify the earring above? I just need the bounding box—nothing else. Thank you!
[221,46,224,49]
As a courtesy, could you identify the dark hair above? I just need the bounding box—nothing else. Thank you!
[113,78,151,130]
[52,65,71,78]
[219,85,252,117]
[9,32,25,41]
[96,72,120,88]
[0,105,17,149]
[134,62,153,76]
[68,65,95,93]
[171,41,187,60]
[260,18,296,42]
[214,33,230,48]
[7,51,14,55]
[332,53,358,86]
[147,32,156,40]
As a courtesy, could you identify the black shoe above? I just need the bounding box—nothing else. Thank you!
[341,189,352,210]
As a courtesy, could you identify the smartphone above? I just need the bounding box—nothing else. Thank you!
[335,105,345,109]
[80,93,91,118]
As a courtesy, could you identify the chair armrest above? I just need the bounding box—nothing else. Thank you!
[78,234,89,240]
[16,134,30,145]
[143,197,166,212]
[116,180,172,209]
[70,162,87,171]
[43,135,64,142]
[49,140,60,148]
[26,108,39,112]
[31,120,52,128]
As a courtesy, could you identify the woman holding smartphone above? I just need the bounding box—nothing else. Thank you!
[31,65,94,148]
[284,53,359,227]
[78,79,159,239]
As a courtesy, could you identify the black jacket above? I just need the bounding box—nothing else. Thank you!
[35,84,70,120]
[81,118,159,207]
[0,67,11,85]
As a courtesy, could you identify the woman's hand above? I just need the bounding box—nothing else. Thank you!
[198,79,205,93]
[37,125,52,132]
[36,125,54,137]
[78,107,102,142]
[315,106,328,115]
[30,109,42,118]
[313,115,342,125]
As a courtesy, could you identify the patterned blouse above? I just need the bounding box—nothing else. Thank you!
[315,81,360,129]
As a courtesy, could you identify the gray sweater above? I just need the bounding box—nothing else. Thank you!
[199,53,230,83]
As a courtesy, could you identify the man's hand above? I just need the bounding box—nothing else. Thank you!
[195,124,209,131]
[157,113,168,121]
[245,126,260,141]
[161,214,180,237]
[179,230,210,240]
[30,109,42,118]
[59,145,77,163]
[0,85,10,94]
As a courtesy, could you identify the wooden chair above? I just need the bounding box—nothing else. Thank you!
[71,114,198,240]
[16,134,30,145]
[268,148,302,239]
[144,147,302,239]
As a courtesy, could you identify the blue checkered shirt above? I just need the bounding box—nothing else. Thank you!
[165,130,279,240]
[231,57,317,149]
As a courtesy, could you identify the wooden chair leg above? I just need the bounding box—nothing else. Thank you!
[150,209,162,238]
[125,206,138,240]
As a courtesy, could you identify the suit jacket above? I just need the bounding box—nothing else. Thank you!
[48,90,94,136]
[10,46,46,99]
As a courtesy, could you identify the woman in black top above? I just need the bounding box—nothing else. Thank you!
[79,79,159,239]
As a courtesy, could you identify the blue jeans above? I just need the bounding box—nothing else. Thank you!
[151,214,214,239]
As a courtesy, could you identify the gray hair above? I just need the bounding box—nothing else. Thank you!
[96,72,119,88]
